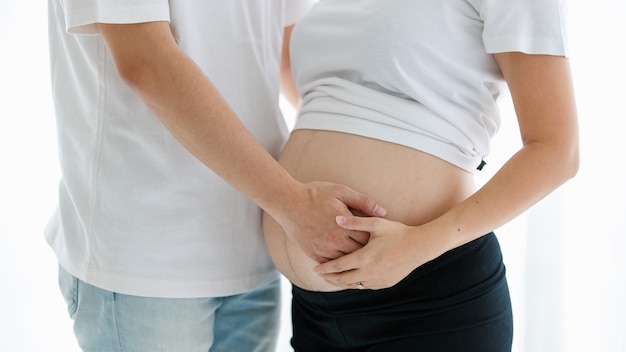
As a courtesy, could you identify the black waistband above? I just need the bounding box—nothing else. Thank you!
[292,232,504,315]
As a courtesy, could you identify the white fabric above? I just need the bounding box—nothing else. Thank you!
[46,0,315,298]
[290,0,569,173]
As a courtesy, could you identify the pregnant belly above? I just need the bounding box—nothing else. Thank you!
[263,129,476,292]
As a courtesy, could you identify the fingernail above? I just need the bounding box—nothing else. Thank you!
[336,215,347,225]
[374,204,387,217]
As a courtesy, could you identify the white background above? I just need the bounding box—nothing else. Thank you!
[1,1,625,351]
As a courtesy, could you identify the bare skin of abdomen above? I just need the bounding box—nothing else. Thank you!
[263,130,476,292]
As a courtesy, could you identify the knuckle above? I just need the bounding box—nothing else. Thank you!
[328,232,346,247]
[371,218,384,231]
[360,195,373,211]
[363,256,375,267]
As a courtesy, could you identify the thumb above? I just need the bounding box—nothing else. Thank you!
[337,187,387,217]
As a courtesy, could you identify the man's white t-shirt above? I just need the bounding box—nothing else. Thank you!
[46,0,314,298]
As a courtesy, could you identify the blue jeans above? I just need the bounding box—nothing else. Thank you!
[58,265,281,352]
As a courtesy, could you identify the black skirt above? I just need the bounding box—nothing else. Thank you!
[291,232,513,352]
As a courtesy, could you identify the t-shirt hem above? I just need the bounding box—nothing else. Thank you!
[284,0,317,26]
[484,36,569,57]
[294,114,481,174]
[65,4,171,35]
[58,260,280,298]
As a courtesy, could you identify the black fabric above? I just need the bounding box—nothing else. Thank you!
[291,232,513,352]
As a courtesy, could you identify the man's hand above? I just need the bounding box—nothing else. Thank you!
[275,182,386,263]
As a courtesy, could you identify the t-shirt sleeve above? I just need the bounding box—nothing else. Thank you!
[284,0,317,26]
[479,0,569,57]
[62,0,170,35]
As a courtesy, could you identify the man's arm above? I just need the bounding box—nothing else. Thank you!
[96,21,385,262]
[280,24,301,109]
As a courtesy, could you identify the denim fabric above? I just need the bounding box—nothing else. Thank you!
[58,266,281,352]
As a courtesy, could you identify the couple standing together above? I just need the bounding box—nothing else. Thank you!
[47,0,578,351]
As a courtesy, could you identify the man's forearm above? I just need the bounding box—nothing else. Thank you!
[96,21,385,262]
[97,21,304,217]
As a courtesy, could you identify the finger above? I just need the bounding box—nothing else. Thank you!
[308,252,330,264]
[336,215,381,233]
[337,187,387,217]
[328,232,364,255]
[319,270,363,289]
[314,249,349,263]
[313,251,359,275]
[348,230,370,246]
[307,245,345,263]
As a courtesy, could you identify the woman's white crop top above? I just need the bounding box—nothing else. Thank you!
[290,0,569,173]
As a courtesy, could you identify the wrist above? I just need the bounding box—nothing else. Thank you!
[262,177,308,228]
[409,221,460,266]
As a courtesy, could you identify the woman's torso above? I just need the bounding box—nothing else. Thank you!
[263,0,515,292]
[263,130,476,291]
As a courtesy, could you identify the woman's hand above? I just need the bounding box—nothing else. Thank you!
[313,215,441,290]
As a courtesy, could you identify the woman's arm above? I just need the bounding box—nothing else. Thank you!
[314,52,579,289]
[95,21,386,263]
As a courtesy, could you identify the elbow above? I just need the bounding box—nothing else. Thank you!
[112,58,151,91]
[554,139,580,183]
[565,145,580,180]
[111,48,183,97]
[525,131,580,183]
[96,21,175,92]
[563,127,580,180]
